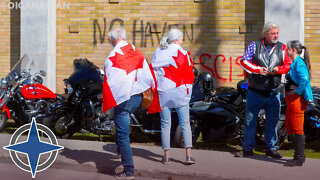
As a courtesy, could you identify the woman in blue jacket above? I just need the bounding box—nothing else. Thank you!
[284,40,313,166]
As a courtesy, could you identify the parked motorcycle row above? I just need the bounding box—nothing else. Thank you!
[1,56,320,148]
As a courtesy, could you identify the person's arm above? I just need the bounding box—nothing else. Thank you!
[272,44,293,74]
[295,61,310,96]
[240,41,267,75]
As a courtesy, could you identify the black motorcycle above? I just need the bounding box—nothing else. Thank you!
[304,87,320,141]
[189,76,288,147]
[43,58,113,138]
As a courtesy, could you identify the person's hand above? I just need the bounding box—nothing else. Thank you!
[269,67,279,75]
[260,67,269,76]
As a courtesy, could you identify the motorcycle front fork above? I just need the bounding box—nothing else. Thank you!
[129,114,161,134]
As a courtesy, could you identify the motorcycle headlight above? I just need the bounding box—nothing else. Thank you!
[22,79,32,85]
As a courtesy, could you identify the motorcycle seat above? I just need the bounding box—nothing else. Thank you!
[190,101,215,116]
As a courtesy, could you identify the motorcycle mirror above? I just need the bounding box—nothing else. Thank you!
[63,79,70,86]
[39,70,46,77]
[34,75,43,84]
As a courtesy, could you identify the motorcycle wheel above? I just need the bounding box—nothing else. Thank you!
[0,111,8,132]
[173,120,200,148]
[50,115,77,139]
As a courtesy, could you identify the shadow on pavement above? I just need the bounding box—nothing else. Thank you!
[131,146,185,165]
[59,147,120,176]
[102,144,187,165]
[229,152,288,164]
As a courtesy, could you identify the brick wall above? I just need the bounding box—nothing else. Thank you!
[305,0,320,87]
[55,0,265,93]
[0,0,20,79]
[0,0,11,78]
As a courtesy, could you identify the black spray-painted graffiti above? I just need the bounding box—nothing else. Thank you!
[92,18,193,47]
[132,20,193,47]
[93,18,124,45]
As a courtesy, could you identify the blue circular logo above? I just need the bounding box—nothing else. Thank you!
[3,118,64,178]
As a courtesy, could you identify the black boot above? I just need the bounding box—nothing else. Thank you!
[284,134,305,166]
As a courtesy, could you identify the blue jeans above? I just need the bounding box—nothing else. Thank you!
[242,89,280,151]
[114,94,142,172]
[160,105,192,150]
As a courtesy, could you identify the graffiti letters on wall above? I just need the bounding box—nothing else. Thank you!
[92,18,245,83]
[93,18,193,47]
[198,53,245,82]
[93,18,124,45]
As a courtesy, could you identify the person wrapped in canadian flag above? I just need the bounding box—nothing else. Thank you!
[103,26,154,179]
[149,28,196,165]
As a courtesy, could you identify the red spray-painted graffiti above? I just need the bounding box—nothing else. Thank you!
[199,53,245,82]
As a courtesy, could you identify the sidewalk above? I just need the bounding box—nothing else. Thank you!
[0,133,319,180]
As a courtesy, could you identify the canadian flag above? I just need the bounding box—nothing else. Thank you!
[103,41,155,112]
[148,44,195,113]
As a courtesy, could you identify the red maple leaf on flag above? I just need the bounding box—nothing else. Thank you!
[109,44,144,75]
[163,50,195,87]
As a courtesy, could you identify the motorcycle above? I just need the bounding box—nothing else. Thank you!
[42,58,113,138]
[304,87,320,141]
[188,76,288,147]
[0,54,60,131]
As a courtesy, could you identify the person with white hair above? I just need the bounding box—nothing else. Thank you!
[235,22,292,158]
[149,28,195,165]
[103,26,154,179]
